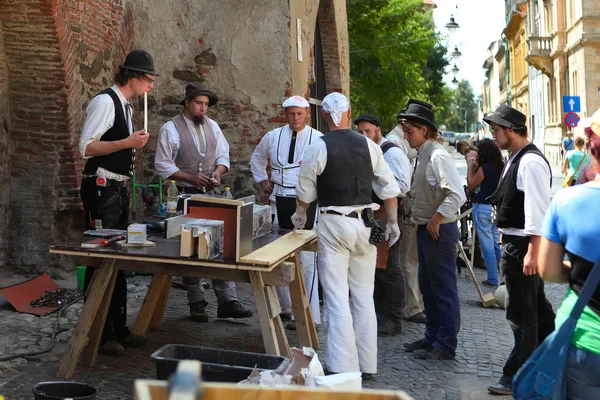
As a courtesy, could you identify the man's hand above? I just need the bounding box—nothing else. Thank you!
[523,251,539,276]
[385,221,401,247]
[291,206,307,231]
[127,129,150,149]
[426,217,441,240]
[211,170,222,185]
[191,172,212,188]
[260,180,273,194]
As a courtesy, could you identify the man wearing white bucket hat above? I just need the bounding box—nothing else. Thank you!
[251,95,323,328]
[292,92,400,379]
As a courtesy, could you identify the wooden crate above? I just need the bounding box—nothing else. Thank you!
[134,380,414,400]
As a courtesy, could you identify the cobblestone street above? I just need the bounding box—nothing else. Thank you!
[0,266,567,400]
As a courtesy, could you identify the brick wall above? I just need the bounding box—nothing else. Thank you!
[0,0,134,273]
[317,0,349,94]
[0,21,10,267]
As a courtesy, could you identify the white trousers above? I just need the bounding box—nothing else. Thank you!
[318,212,377,373]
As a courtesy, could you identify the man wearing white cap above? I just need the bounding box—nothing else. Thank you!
[292,92,400,379]
[251,95,323,327]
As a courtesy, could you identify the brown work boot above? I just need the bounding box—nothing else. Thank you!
[98,340,124,356]
[217,300,253,319]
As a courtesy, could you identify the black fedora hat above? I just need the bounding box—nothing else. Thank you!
[397,100,437,133]
[180,82,219,107]
[120,50,159,76]
[354,113,381,127]
[483,104,526,129]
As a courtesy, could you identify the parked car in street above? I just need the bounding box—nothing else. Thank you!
[441,131,456,146]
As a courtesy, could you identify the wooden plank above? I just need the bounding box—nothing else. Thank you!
[80,267,119,367]
[300,238,318,252]
[189,194,244,207]
[134,380,415,400]
[150,274,172,330]
[57,259,116,378]
[273,315,290,358]
[288,253,313,349]
[248,271,281,355]
[64,257,295,286]
[264,285,281,319]
[132,274,172,336]
[239,230,317,267]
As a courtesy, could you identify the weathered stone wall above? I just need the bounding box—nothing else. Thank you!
[131,0,293,199]
[0,21,10,267]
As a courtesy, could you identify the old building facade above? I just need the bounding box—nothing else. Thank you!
[0,0,350,274]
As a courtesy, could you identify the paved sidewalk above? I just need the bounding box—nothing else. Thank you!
[0,267,567,400]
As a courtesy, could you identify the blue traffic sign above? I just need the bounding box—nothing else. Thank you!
[563,96,581,112]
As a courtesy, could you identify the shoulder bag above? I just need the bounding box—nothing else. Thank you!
[562,153,586,188]
[512,258,600,399]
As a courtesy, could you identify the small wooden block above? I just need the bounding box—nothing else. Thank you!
[482,293,496,308]
[116,240,156,247]
[180,228,197,257]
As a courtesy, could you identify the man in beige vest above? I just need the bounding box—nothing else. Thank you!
[155,83,252,322]
[398,100,465,360]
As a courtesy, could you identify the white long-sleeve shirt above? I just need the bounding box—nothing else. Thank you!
[78,85,132,160]
[499,151,551,237]
[386,125,418,161]
[296,132,400,214]
[379,137,410,197]
[250,125,322,202]
[154,114,230,182]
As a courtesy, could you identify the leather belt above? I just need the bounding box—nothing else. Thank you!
[85,176,126,189]
[321,210,359,219]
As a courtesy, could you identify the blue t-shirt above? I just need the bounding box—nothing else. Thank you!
[542,185,600,262]
[563,137,574,152]
[472,163,500,204]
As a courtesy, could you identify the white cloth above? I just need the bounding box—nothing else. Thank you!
[251,125,323,203]
[79,85,133,160]
[379,137,410,197]
[282,95,310,108]
[318,211,377,373]
[386,126,418,161]
[499,151,551,237]
[417,140,466,219]
[296,134,400,215]
[322,93,350,127]
[154,115,230,183]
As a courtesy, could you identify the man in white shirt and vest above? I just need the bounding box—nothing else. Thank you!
[355,113,410,336]
[79,49,158,356]
[250,95,323,328]
[292,92,400,379]
[154,83,252,322]
[485,105,556,396]
[399,100,466,361]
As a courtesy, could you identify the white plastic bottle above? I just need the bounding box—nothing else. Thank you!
[166,180,179,217]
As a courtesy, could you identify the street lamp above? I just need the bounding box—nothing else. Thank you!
[451,64,459,75]
[452,77,458,84]
[445,16,460,33]
[452,46,462,61]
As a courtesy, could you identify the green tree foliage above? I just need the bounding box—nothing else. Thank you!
[348,0,449,130]
[441,79,478,132]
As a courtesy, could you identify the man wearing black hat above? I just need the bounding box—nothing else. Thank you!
[79,49,159,356]
[355,113,410,336]
[155,83,253,322]
[399,100,466,361]
[484,104,555,395]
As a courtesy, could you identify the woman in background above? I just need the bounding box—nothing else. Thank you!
[466,138,504,288]
[539,113,600,399]
[563,136,590,185]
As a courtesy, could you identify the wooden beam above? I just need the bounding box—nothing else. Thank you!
[132,274,172,337]
[239,230,317,267]
[57,259,116,378]
[150,274,172,330]
[248,271,282,355]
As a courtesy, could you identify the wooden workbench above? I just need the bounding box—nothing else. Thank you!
[49,229,319,379]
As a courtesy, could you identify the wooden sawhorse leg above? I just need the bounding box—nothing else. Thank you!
[289,253,319,349]
[57,259,117,378]
[249,271,290,358]
[132,273,172,337]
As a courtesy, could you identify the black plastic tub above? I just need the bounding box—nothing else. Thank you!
[33,381,97,400]
[150,344,289,382]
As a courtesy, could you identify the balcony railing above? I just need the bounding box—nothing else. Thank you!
[525,36,552,75]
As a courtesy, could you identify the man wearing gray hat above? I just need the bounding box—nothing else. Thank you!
[79,49,159,356]
[154,83,252,322]
[484,104,555,396]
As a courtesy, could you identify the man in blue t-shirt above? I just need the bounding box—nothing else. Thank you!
[562,132,574,157]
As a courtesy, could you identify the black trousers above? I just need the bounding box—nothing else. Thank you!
[500,235,556,384]
[80,177,131,343]
[374,209,405,324]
